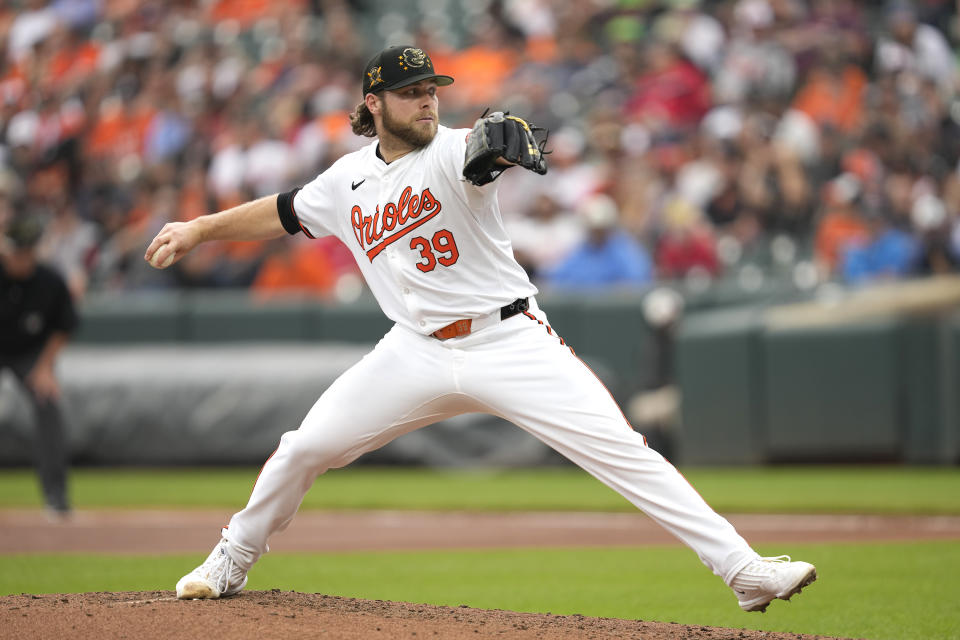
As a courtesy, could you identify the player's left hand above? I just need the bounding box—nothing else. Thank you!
[463,111,548,186]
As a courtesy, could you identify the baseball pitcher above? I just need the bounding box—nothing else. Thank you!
[145,45,816,613]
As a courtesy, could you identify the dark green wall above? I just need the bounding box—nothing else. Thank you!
[73,291,656,402]
[72,288,960,465]
[676,307,960,465]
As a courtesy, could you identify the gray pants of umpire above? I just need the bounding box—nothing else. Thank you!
[1,354,70,513]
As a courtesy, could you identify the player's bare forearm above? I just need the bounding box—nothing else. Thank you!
[145,194,286,269]
[192,194,287,243]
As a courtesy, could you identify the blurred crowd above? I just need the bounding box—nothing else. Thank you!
[2,0,960,303]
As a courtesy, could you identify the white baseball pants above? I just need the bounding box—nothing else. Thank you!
[224,300,758,585]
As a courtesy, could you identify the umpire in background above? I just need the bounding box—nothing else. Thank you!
[0,215,78,518]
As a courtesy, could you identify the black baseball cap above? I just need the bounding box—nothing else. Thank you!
[362,45,454,96]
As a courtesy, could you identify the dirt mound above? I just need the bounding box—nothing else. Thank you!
[1,591,856,640]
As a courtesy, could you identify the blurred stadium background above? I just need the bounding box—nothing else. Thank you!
[2,0,960,469]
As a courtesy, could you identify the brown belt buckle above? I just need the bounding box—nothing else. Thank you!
[433,319,472,340]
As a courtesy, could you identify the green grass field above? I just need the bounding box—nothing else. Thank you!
[2,465,960,640]
[2,465,960,514]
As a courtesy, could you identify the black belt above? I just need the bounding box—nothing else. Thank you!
[433,298,529,340]
[499,297,530,320]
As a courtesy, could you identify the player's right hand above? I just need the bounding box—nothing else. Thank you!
[145,221,200,269]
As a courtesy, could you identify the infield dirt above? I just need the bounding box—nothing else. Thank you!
[4,509,958,553]
[1,590,855,640]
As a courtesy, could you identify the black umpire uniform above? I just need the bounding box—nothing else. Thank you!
[1,216,78,515]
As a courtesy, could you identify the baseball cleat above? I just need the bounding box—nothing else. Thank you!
[176,538,248,600]
[730,555,817,612]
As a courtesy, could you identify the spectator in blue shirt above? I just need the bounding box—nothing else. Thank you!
[840,213,919,285]
[544,194,653,289]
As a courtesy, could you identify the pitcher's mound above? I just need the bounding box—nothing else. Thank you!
[2,591,855,639]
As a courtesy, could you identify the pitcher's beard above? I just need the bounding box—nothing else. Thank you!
[382,104,437,148]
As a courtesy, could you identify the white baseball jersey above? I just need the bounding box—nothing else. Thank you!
[292,125,537,335]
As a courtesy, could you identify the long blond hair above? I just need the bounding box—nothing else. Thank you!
[349,101,377,137]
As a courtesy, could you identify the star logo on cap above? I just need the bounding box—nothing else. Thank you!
[367,65,383,88]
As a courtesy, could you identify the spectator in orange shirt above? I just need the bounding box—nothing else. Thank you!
[792,43,867,135]
[814,173,870,274]
[252,236,338,298]
[44,25,100,93]
[207,0,306,29]
[442,23,521,113]
[86,93,156,159]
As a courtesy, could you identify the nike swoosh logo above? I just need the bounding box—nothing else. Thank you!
[352,179,366,190]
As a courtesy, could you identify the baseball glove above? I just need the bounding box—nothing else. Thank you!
[463,111,548,186]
